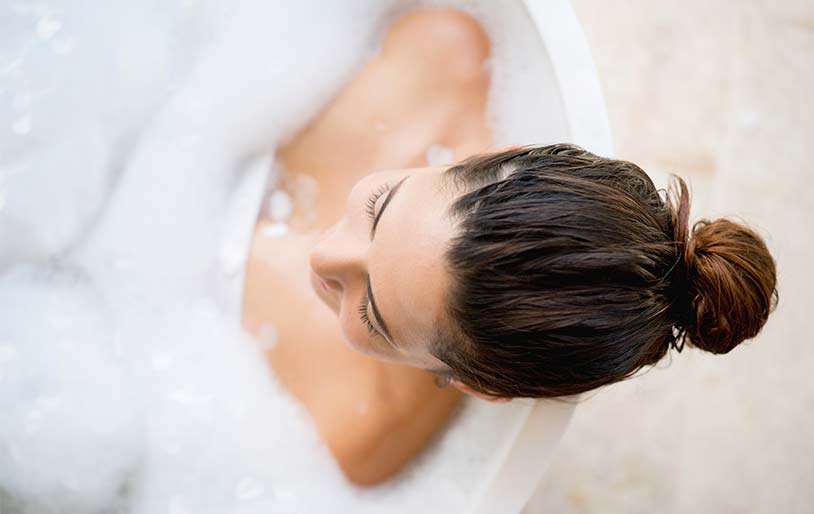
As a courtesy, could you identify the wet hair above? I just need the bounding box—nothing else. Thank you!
[433,144,778,399]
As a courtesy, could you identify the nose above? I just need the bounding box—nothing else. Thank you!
[308,220,368,291]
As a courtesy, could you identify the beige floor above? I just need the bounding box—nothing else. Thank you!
[525,1,814,513]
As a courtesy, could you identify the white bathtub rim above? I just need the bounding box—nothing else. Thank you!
[468,1,611,513]
[524,0,614,157]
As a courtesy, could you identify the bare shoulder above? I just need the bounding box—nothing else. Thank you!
[382,7,491,84]
[320,365,462,486]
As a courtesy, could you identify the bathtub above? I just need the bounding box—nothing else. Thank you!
[0,1,611,512]
[467,2,611,513]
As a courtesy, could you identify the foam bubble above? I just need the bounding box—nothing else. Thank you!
[261,222,289,238]
[0,266,141,512]
[0,0,560,511]
[426,143,454,165]
[266,190,293,221]
[36,15,63,41]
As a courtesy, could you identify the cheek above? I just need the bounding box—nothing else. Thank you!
[336,307,398,360]
[347,175,378,216]
[346,181,366,218]
[336,303,376,352]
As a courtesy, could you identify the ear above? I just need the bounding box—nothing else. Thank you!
[450,380,512,403]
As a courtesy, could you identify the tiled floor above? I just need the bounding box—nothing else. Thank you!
[526,1,814,512]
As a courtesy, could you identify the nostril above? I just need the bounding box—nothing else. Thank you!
[309,250,343,292]
[324,278,342,293]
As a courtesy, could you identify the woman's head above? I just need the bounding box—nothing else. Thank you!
[309,144,778,400]
[308,165,460,371]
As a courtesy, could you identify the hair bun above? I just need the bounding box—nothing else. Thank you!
[669,177,778,354]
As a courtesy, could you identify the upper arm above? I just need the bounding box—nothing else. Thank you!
[318,368,462,486]
[382,7,491,85]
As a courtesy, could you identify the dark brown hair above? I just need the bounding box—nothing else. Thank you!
[433,144,778,398]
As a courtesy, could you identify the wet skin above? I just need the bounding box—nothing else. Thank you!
[242,7,494,485]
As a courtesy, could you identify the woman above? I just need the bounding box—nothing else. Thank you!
[243,8,777,486]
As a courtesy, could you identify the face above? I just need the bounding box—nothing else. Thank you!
[308,166,457,373]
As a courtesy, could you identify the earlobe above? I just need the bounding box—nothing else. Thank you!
[450,380,511,403]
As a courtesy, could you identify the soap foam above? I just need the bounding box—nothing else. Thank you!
[0,1,562,512]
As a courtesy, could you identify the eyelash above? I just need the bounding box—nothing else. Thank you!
[357,295,380,338]
[358,182,394,339]
[364,182,394,221]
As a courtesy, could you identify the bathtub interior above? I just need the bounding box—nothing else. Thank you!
[0,1,578,512]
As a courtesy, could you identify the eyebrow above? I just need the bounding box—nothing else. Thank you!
[368,176,409,344]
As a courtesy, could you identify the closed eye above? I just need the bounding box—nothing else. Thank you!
[357,293,380,338]
[365,183,392,221]
[358,182,393,340]
[359,176,409,345]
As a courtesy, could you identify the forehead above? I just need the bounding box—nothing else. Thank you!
[368,169,457,366]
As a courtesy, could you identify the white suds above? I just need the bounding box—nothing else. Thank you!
[267,190,293,221]
[425,143,454,166]
[0,0,564,511]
